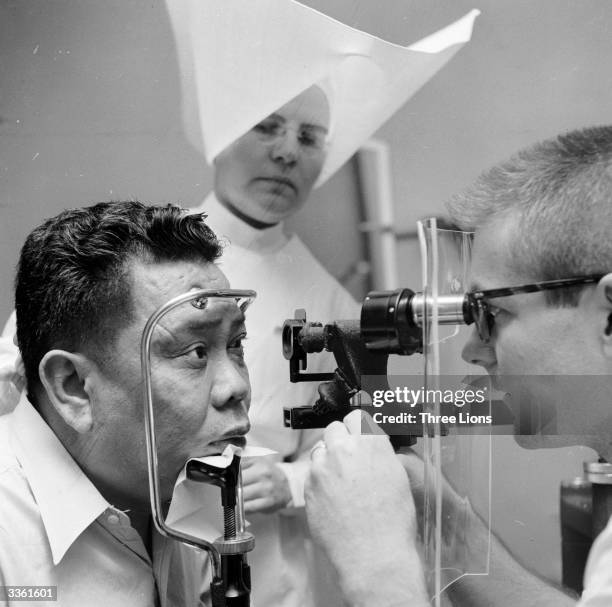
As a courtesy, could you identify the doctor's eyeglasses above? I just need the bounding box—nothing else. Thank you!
[465,274,605,342]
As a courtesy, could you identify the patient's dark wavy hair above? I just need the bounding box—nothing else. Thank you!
[15,201,222,395]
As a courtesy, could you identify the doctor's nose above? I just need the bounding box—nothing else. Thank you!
[210,358,250,411]
[461,326,497,371]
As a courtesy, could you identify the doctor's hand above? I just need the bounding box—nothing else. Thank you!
[305,410,418,558]
[304,410,428,607]
[241,457,292,514]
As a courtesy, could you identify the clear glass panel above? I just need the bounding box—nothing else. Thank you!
[418,218,492,605]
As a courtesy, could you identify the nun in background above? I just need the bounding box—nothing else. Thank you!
[166,1,479,606]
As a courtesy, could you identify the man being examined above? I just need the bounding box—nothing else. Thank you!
[0,201,251,606]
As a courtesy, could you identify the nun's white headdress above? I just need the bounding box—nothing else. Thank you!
[166,0,479,187]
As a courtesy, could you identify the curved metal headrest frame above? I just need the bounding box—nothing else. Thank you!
[140,288,256,577]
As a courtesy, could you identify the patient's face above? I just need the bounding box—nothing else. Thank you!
[461,212,608,446]
[214,85,330,224]
[82,260,251,506]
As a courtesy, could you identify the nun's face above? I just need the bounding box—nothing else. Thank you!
[214,86,330,225]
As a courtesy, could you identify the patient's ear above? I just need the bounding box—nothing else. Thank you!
[39,350,94,433]
[596,274,612,358]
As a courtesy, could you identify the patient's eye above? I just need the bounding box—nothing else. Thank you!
[180,344,207,364]
[192,345,207,359]
[229,334,247,359]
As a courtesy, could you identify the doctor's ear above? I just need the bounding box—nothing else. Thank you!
[39,350,95,433]
[596,274,612,357]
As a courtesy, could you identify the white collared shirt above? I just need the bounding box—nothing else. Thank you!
[0,395,208,607]
[0,312,20,416]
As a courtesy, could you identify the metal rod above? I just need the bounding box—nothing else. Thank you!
[141,288,256,579]
[411,292,466,326]
[236,468,246,535]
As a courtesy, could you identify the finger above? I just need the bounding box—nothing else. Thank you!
[241,482,265,502]
[342,409,387,436]
[396,453,426,498]
[240,457,256,469]
[240,465,261,486]
[310,440,327,464]
[346,409,387,435]
[323,420,350,449]
[359,411,387,436]
[397,451,424,480]
[244,497,272,514]
[342,409,365,435]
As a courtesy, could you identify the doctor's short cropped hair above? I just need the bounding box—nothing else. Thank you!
[447,125,612,305]
[15,201,223,396]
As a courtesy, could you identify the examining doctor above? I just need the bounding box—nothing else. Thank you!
[304,125,612,607]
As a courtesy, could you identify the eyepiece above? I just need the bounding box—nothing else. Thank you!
[360,289,422,355]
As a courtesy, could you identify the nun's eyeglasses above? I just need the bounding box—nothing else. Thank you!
[252,117,328,154]
[465,274,604,342]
